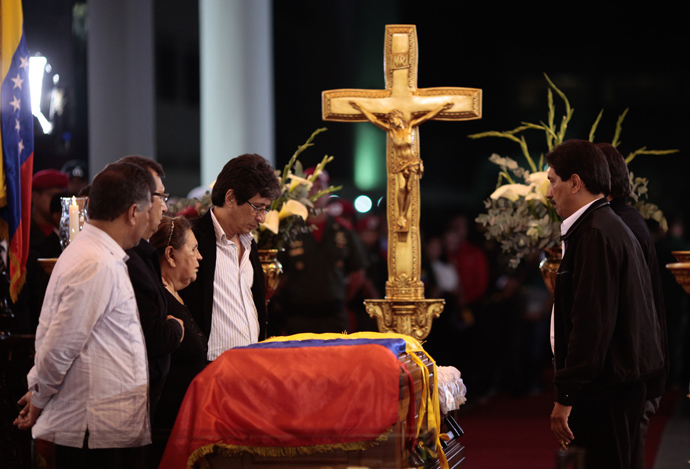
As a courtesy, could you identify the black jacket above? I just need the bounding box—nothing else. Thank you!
[610,197,668,398]
[553,198,664,406]
[126,240,183,408]
[180,209,268,342]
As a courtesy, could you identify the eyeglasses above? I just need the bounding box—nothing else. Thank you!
[246,200,271,215]
[153,192,169,203]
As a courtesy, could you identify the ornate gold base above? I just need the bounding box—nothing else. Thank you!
[258,249,282,305]
[666,251,690,295]
[37,258,58,276]
[667,262,690,295]
[364,298,445,341]
[539,247,562,295]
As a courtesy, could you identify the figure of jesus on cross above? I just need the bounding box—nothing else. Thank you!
[322,25,481,339]
[349,101,453,231]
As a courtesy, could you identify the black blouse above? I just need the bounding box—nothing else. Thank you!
[154,289,208,431]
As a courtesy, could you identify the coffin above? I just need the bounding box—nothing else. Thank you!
[161,332,465,469]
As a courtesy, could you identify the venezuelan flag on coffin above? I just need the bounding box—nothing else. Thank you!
[161,332,445,469]
[1,0,34,302]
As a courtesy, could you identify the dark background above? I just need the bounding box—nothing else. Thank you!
[21,0,690,234]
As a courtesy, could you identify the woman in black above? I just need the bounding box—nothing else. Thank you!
[149,216,207,453]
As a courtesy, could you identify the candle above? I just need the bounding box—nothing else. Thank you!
[69,196,79,242]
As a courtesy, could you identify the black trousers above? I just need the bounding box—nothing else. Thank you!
[53,436,146,469]
[632,396,661,469]
[567,382,646,469]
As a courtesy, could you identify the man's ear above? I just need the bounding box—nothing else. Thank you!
[570,174,584,194]
[224,189,235,207]
[125,203,139,226]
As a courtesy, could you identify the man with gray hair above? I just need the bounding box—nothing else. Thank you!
[117,155,184,419]
[14,162,155,468]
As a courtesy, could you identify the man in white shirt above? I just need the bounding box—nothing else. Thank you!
[14,162,155,468]
[180,154,281,361]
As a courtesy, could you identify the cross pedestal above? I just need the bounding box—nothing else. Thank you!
[322,25,481,340]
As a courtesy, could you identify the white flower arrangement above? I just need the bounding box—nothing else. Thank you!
[473,74,675,269]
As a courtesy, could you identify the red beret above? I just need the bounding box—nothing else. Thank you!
[32,169,69,191]
[356,214,382,232]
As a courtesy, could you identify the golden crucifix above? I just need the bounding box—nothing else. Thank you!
[322,25,482,340]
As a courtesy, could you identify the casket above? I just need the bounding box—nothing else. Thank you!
[161,332,465,469]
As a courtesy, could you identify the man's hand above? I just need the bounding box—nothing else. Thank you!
[13,391,43,430]
[550,402,575,445]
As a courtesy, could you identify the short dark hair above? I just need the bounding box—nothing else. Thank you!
[546,140,611,196]
[150,216,192,258]
[211,153,281,207]
[116,155,165,179]
[88,162,155,221]
[596,143,630,199]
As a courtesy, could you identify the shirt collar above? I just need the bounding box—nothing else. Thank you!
[560,198,609,241]
[560,199,599,237]
[81,222,129,262]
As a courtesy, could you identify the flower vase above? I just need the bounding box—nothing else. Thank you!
[258,249,283,306]
[539,246,562,295]
[59,196,89,251]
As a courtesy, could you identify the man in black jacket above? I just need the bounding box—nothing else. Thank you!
[597,142,668,469]
[180,154,280,361]
[546,140,664,469]
[120,156,184,417]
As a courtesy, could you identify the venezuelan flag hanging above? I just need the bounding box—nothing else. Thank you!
[1,0,34,302]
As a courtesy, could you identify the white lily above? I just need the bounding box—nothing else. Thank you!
[261,211,280,234]
[526,171,549,205]
[279,199,309,220]
[490,183,530,201]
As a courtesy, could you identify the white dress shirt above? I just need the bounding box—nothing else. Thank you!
[206,209,260,361]
[27,223,151,448]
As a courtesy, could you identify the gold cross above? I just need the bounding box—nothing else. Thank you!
[321,24,482,339]
[322,24,481,125]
